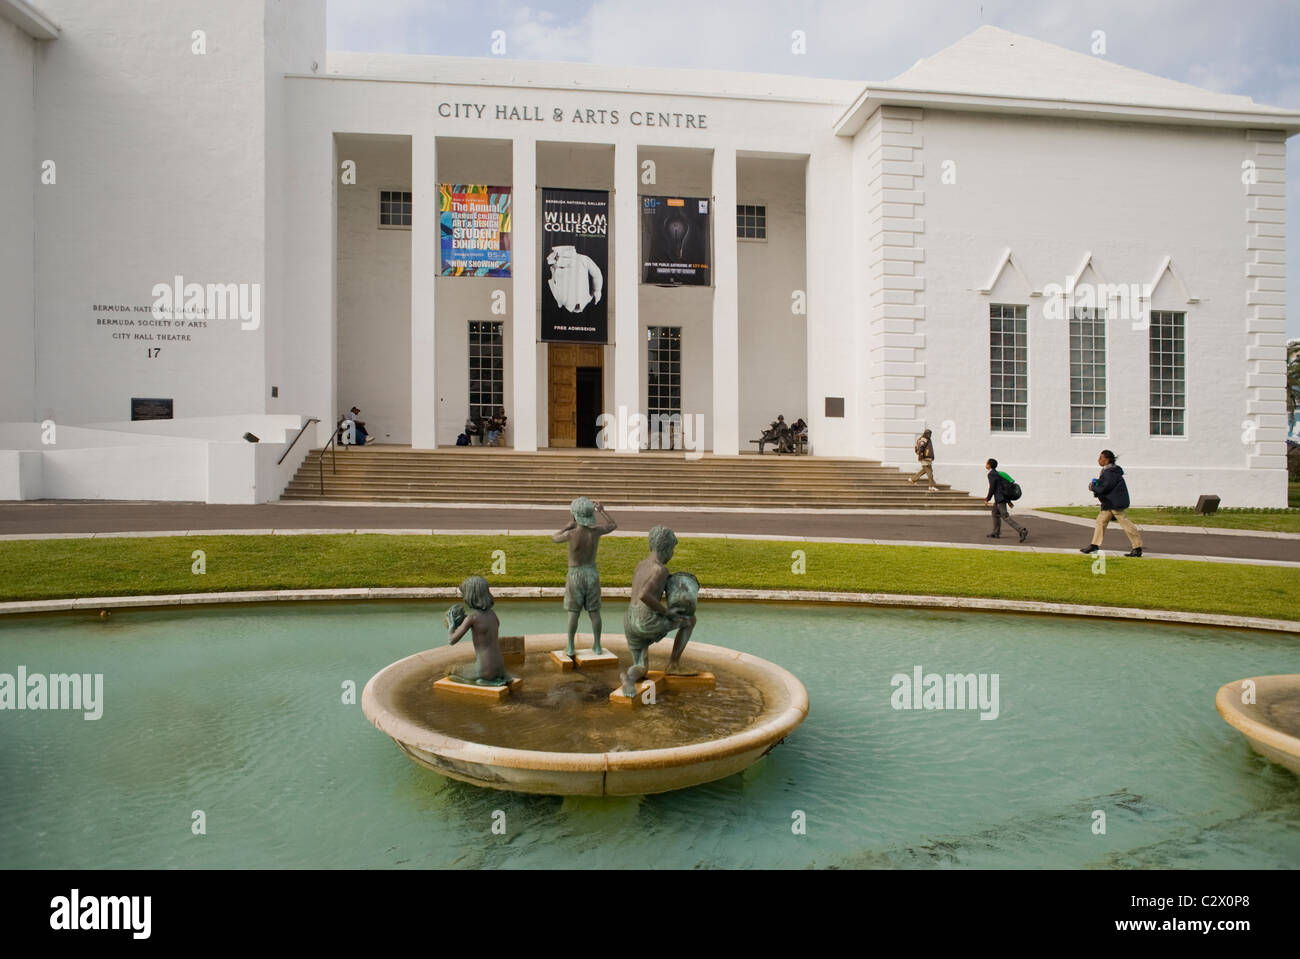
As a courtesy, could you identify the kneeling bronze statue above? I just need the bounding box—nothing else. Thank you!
[621,526,699,697]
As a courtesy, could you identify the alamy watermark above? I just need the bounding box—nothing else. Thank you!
[0,666,103,720]
[890,665,1000,720]
[596,406,705,459]
[1042,279,1153,329]
[50,890,150,939]
[151,274,260,330]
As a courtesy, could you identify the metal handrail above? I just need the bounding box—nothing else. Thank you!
[319,429,339,494]
[277,417,321,466]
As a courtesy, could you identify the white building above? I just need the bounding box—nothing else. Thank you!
[1,0,1295,505]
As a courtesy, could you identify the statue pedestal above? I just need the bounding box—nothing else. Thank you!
[647,670,716,690]
[500,635,526,666]
[608,679,657,707]
[575,649,619,667]
[550,648,620,670]
[433,676,522,701]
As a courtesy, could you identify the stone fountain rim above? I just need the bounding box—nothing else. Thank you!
[361,633,809,774]
[1215,674,1300,765]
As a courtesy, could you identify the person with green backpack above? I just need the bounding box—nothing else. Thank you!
[984,458,1028,542]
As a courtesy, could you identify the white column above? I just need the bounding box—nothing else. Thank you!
[711,146,740,455]
[409,126,437,448]
[512,137,539,451]
[613,140,640,451]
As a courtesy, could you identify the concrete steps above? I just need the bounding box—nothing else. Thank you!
[281,448,985,509]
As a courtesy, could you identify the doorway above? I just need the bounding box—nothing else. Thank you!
[547,343,604,448]
[575,367,602,448]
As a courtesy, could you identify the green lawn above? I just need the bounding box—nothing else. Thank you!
[0,534,1296,622]
[1040,489,1300,534]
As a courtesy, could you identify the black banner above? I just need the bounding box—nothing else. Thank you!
[641,195,711,286]
[5,870,1281,946]
[130,397,173,421]
[541,188,608,343]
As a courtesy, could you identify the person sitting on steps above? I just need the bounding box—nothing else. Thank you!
[341,406,370,446]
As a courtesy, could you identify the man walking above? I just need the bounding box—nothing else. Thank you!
[1080,450,1143,557]
[984,458,1028,542]
[909,429,939,491]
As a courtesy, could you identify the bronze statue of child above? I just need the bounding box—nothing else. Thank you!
[621,525,699,696]
[445,575,510,686]
[552,496,617,656]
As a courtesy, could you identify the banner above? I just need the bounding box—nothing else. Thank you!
[641,196,711,286]
[439,185,512,277]
[541,189,609,343]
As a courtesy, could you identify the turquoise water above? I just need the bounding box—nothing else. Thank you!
[1,600,1298,869]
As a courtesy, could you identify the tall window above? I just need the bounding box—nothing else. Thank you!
[468,321,503,423]
[1149,310,1186,436]
[990,304,1027,432]
[380,189,412,228]
[736,204,767,239]
[1069,307,1107,434]
[647,326,682,444]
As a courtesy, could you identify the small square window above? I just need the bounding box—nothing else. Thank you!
[380,189,413,229]
[736,204,767,240]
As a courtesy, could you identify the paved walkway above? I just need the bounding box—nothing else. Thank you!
[1,500,1297,565]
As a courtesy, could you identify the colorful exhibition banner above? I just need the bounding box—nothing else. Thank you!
[641,196,711,286]
[439,185,512,277]
[541,188,609,343]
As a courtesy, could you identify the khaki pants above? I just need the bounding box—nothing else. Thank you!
[911,460,935,485]
[1093,509,1143,548]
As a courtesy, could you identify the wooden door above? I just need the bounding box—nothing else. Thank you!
[548,344,604,448]
[549,345,578,447]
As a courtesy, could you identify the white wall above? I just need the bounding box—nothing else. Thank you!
[265,1,327,423]
[29,0,286,424]
[911,108,1287,505]
[336,134,412,443]
[738,155,807,448]
[0,416,308,503]
[805,133,858,456]
[0,16,36,422]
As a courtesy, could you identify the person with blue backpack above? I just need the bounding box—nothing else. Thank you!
[1080,449,1143,557]
[984,458,1028,542]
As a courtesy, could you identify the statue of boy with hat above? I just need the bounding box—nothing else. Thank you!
[551,496,618,657]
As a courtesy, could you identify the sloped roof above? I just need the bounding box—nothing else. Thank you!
[837,25,1299,135]
[324,51,864,105]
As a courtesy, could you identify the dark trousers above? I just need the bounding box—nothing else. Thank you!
[991,501,1024,536]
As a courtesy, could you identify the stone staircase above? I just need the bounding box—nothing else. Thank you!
[281,447,985,509]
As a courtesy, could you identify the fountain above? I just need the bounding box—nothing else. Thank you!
[1216,675,1300,776]
[361,520,809,796]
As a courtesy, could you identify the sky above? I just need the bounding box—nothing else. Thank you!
[328,0,1300,338]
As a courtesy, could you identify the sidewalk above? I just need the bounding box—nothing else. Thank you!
[3,500,1298,565]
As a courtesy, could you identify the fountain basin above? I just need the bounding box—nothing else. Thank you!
[1216,675,1300,776]
[361,634,809,796]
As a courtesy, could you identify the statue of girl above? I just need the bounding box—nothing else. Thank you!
[445,576,509,686]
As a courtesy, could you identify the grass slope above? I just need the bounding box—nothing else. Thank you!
[0,534,1296,622]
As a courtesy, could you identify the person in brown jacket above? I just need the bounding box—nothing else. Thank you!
[908,429,938,491]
